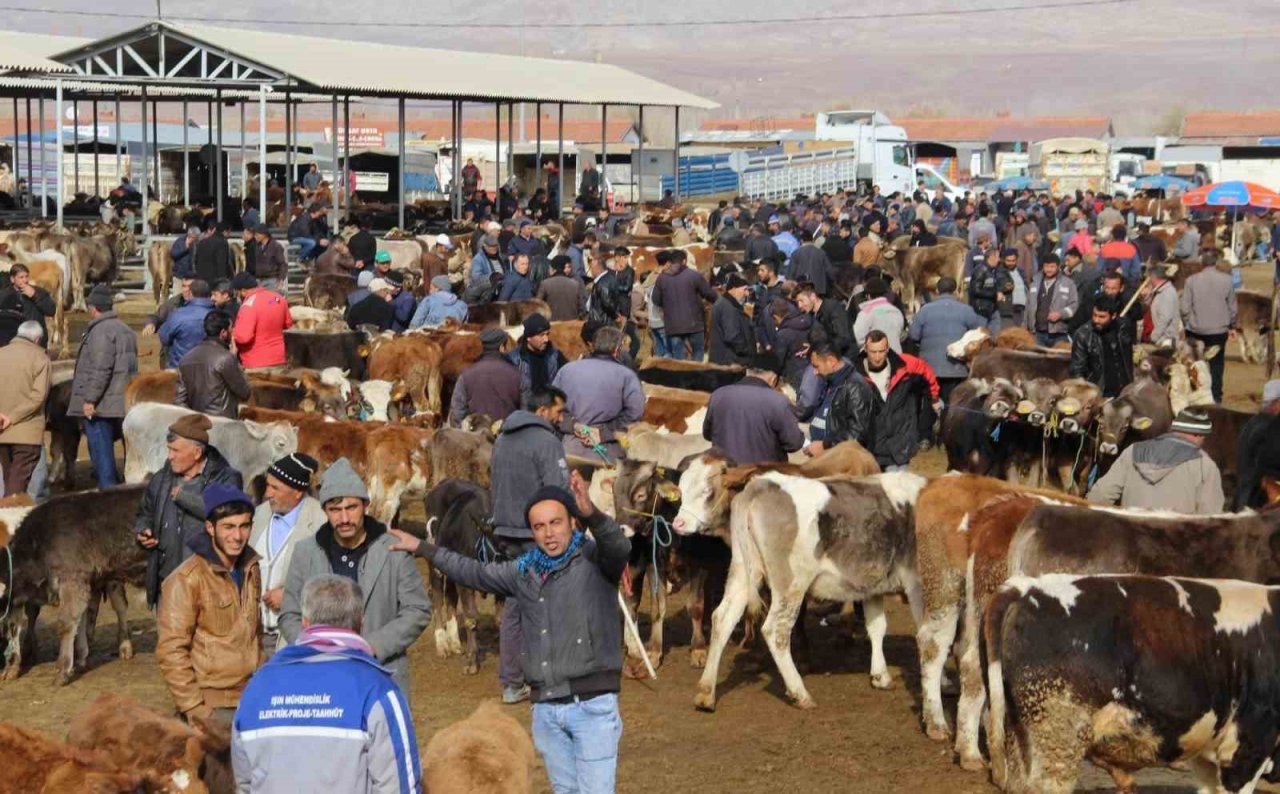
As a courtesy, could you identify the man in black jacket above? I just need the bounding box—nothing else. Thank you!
[175,311,251,419]
[345,277,396,332]
[804,340,875,458]
[346,217,377,272]
[288,204,329,262]
[192,220,233,286]
[795,281,853,357]
[4,263,55,347]
[851,331,939,471]
[745,222,780,263]
[1064,248,1102,334]
[709,275,756,366]
[651,249,718,361]
[1069,295,1134,398]
[1235,380,1280,510]
[969,246,1001,326]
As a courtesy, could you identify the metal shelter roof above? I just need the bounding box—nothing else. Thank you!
[0,31,88,73]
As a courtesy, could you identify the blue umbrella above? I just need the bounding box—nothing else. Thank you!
[986,175,1049,192]
[1131,174,1193,192]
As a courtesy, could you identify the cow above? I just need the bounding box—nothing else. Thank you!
[1201,403,1253,504]
[147,238,174,304]
[0,722,155,792]
[421,701,535,794]
[1234,288,1272,364]
[996,377,1065,486]
[303,273,355,310]
[940,378,1022,474]
[46,364,80,488]
[912,476,1085,746]
[429,423,495,489]
[1042,378,1105,493]
[968,348,1072,382]
[618,424,713,470]
[879,236,967,312]
[66,693,234,794]
[0,244,71,357]
[688,472,926,711]
[365,332,445,418]
[985,575,1280,794]
[285,329,370,380]
[965,501,1280,776]
[464,299,550,328]
[639,384,709,433]
[376,238,426,273]
[421,479,493,674]
[289,305,347,332]
[0,484,146,685]
[944,326,1040,367]
[122,403,298,486]
[638,357,745,393]
[1093,376,1174,478]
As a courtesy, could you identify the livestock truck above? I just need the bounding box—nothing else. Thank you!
[1029,137,1110,195]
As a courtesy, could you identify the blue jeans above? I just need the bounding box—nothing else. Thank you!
[665,331,704,362]
[26,444,48,502]
[82,417,122,489]
[293,237,318,261]
[1035,331,1069,347]
[649,328,670,358]
[532,693,623,794]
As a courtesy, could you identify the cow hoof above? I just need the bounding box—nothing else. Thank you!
[926,722,952,742]
[693,689,717,712]
[790,693,817,710]
[433,629,449,659]
[623,657,651,680]
[689,648,708,669]
[1,665,19,682]
[870,672,895,690]
[959,755,987,773]
[462,662,479,676]
[55,670,74,687]
[118,641,134,661]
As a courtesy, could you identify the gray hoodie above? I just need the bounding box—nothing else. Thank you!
[491,411,569,539]
[1088,434,1224,514]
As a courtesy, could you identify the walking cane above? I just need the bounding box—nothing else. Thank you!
[617,591,657,680]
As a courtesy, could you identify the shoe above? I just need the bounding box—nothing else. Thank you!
[502,684,531,704]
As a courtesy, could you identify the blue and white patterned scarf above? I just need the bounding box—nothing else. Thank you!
[516,530,585,578]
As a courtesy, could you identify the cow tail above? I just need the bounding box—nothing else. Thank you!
[983,586,1018,790]
[729,491,766,620]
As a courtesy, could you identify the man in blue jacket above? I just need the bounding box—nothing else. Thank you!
[907,276,984,405]
[233,574,421,794]
[158,278,215,368]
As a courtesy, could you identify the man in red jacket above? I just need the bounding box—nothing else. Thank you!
[231,272,293,369]
[854,330,941,471]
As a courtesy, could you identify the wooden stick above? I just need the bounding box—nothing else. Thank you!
[617,590,657,680]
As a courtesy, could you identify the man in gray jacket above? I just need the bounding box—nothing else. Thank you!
[1148,264,1184,349]
[279,458,431,696]
[69,284,137,488]
[1170,217,1201,261]
[1024,254,1079,347]
[553,326,645,462]
[1180,251,1236,403]
[907,277,984,405]
[490,387,569,703]
[389,472,629,794]
[1087,408,1224,514]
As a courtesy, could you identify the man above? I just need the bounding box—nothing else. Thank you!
[248,453,324,656]
[850,331,940,471]
[193,220,234,287]
[279,458,432,694]
[508,220,545,260]
[1235,380,1280,510]
[157,483,261,726]
[288,204,329,262]
[788,230,832,295]
[998,247,1028,329]
[771,218,800,263]
[347,217,378,272]
[158,278,215,368]
[821,220,854,265]
[410,275,467,328]
[466,234,504,303]
[704,354,804,464]
[907,277,983,404]
[171,226,200,283]
[346,277,396,332]
[715,215,745,249]
[251,225,288,292]
[745,222,781,264]
[796,281,853,358]
[232,272,293,369]
[853,219,884,267]
[1014,225,1039,285]
[461,157,481,195]
[969,246,1003,328]
[966,232,994,279]
[804,340,875,458]
[176,312,252,419]
[753,258,787,351]
[69,284,137,489]
[537,255,585,321]
[1063,248,1101,334]
[3,263,55,346]
[1099,267,1144,327]
[313,236,357,279]
[0,321,49,495]
[579,159,601,207]
[1087,408,1224,514]
[211,280,240,325]
[419,233,456,283]
[651,248,717,361]
[385,271,415,333]
[565,233,589,283]
[709,274,756,366]
[388,473,628,794]
[508,313,565,404]
[1070,295,1134,398]
[499,252,536,302]
[135,413,244,605]
[1099,224,1142,286]
[1181,251,1235,403]
[552,326,644,462]
[233,575,420,793]
[1170,217,1201,262]
[1025,253,1079,347]
[1142,262,1182,348]
[853,278,905,353]
[240,202,259,237]
[450,328,522,426]
[969,205,998,248]
[1133,221,1168,265]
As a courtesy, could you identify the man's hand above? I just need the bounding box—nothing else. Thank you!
[184,704,214,724]
[82,402,97,419]
[19,284,34,298]
[387,528,422,555]
[136,528,159,549]
[803,440,825,458]
[1047,311,1061,322]
[568,469,595,518]
[142,323,156,335]
[0,414,10,431]
[574,424,602,449]
[932,399,944,414]
[262,587,284,611]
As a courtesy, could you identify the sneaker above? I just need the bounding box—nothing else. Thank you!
[502,684,531,704]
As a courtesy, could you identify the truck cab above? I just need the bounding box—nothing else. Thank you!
[815,110,915,195]
[915,164,965,203]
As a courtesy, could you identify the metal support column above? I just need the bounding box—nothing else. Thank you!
[239,101,245,200]
[535,102,542,195]
[215,90,223,222]
[25,99,32,209]
[494,102,500,198]
[152,101,160,202]
[673,106,681,200]
[601,104,608,208]
[113,96,120,188]
[556,103,564,214]
[329,95,338,225]
[637,106,644,205]
[506,103,514,181]
[182,99,189,205]
[452,101,462,219]
[10,98,17,187]
[342,96,350,210]
[259,87,268,223]
[55,81,63,228]
[284,92,292,224]
[72,99,78,200]
[139,88,147,227]
[92,100,99,198]
[397,97,405,229]
[38,96,45,217]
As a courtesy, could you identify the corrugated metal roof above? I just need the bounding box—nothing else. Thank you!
[0,31,88,73]
[0,75,291,99]
[155,22,715,108]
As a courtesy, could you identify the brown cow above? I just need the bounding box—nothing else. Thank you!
[878,236,967,312]
[1234,288,1272,364]
[303,273,356,310]
[421,701,535,794]
[0,722,155,792]
[968,347,1071,383]
[465,299,550,327]
[429,423,495,489]
[1201,403,1253,504]
[639,384,709,433]
[365,333,445,418]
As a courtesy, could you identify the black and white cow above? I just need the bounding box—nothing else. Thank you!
[684,471,926,711]
[985,574,1280,794]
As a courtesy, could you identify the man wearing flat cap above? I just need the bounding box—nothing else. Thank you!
[1088,407,1224,514]
[249,453,324,656]
[709,274,757,366]
[136,413,245,607]
[389,470,629,794]
[279,458,431,695]
[450,328,522,427]
[250,225,287,293]
[69,284,137,488]
[157,482,261,725]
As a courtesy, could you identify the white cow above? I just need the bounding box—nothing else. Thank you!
[122,403,297,485]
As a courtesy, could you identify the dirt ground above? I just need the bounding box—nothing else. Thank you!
[2,268,1277,793]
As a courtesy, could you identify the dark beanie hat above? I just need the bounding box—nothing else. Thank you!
[267,452,319,491]
[724,274,749,290]
[231,271,258,290]
[202,482,254,519]
[524,485,584,526]
[87,284,114,311]
[523,313,552,337]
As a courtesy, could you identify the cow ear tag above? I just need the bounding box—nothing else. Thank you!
[1132,417,1153,431]
[1015,400,1036,415]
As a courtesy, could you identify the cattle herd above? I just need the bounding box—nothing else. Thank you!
[0,195,1279,793]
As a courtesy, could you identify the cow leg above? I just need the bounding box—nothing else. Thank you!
[864,596,895,690]
[430,575,450,658]
[688,566,710,669]
[107,583,132,660]
[460,587,480,675]
[1016,694,1088,794]
[2,603,39,681]
[446,581,464,656]
[55,580,90,684]
[84,583,102,645]
[693,558,758,712]
[956,579,989,771]
[427,369,443,417]
[918,601,960,741]
[1187,757,1226,794]
[760,584,815,708]
[647,568,667,669]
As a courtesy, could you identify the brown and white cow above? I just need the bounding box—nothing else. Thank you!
[365,332,445,418]
[688,471,926,710]
[878,236,967,313]
[1235,288,1273,365]
[985,574,1280,794]
[639,384,709,434]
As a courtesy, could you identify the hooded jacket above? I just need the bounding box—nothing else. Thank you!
[788,244,831,295]
[651,262,717,336]
[1088,433,1224,514]
[490,411,569,538]
[410,289,468,328]
[158,297,215,368]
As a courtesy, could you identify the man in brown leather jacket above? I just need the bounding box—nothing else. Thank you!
[176,311,252,418]
[157,483,263,725]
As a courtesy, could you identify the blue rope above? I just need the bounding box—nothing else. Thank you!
[475,534,496,564]
[649,514,675,597]
[990,421,1003,443]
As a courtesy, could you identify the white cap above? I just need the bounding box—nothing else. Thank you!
[487,221,501,232]
[434,233,455,250]
[1264,380,1280,404]
[367,278,392,294]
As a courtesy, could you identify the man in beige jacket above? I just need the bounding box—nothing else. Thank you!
[248,453,324,656]
[0,321,50,495]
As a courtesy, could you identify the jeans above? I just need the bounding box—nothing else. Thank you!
[496,537,535,689]
[665,331,705,362]
[293,237,319,261]
[1187,330,1228,403]
[532,693,623,794]
[1035,331,1070,348]
[26,444,48,502]
[649,328,669,358]
[83,416,122,489]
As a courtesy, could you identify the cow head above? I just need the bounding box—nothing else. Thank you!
[1012,378,1062,427]
[1054,379,1104,435]
[356,380,409,422]
[672,453,739,536]
[612,460,681,537]
[984,378,1023,420]
[947,326,992,363]
[295,369,355,420]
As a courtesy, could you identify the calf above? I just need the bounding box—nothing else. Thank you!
[1235,289,1272,364]
[464,299,550,327]
[47,371,81,488]
[638,357,744,393]
[940,378,1021,474]
[997,377,1064,486]
[66,693,233,794]
[0,484,147,685]
[1093,377,1173,476]
[689,472,926,710]
[985,575,1280,794]
[1043,378,1105,492]
[289,305,346,332]
[421,479,493,674]
[618,424,712,470]
[303,273,355,310]
[284,328,369,380]
[421,701,535,794]
[123,403,298,486]
[878,236,967,312]
[968,348,1071,382]
[365,332,445,417]
[429,423,494,489]
[639,384,709,433]
[0,722,154,792]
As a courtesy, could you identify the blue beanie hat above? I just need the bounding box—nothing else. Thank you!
[203,482,254,519]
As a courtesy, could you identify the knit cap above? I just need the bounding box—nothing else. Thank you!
[318,458,369,504]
